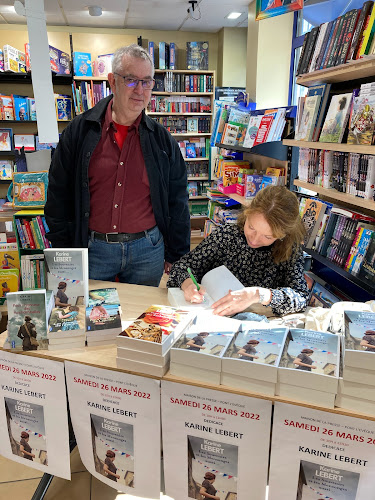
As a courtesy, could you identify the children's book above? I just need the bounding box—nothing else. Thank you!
[12,96,29,121]
[73,51,92,77]
[55,96,72,121]
[0,268,19,304]
[185,143,197,158]
[27,98,37,121]
[6,289,48,350]
[347,91,375,145]
[0,160,12,180]
[43,248,89,307]
[13,134,35,151]
[319,92,353,143]
[243,115,262,149]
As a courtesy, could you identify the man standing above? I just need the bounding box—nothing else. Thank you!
[45,44,190,286]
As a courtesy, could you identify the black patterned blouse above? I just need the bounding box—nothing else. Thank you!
[167,224,309,316]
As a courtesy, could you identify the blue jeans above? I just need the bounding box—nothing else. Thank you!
[88,226,165,287]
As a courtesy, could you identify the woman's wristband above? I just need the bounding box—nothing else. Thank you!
[257,287,272,305]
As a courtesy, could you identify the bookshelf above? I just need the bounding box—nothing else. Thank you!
[288,57,375,300]
[151,69,215,244]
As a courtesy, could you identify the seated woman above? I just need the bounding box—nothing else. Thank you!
[167,185,309,317]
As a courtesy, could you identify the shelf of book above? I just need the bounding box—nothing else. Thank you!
[154,69,214,75]
[185,157,209,162]
[0,120,37,124]
[284,139,375,155]
[294,179,375,212]
[73,75,107,81]
[1,72,73,85]
[296,57,375,88]
[305,248,375,298]
[172,133,211,137]
[147,112,212,116]
[153,91,214,96]
[216,140,289,162]
[187,176,209,181]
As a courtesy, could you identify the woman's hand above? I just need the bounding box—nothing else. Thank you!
[181,278,206,304]
[211,287,261,316]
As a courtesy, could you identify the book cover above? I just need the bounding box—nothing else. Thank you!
[0,160,13,180]
[253,114,275,145]
[0,268,19,303]
[48,304,85,338]
[43,248,89,307]
[27,98,37,121]
[6,289,48,350]
[358,232,375,285]
[344,310,375,353]
[3,44,19,72]
[295,95,321,141]
[96,54,112,77]
[169,42,177,70]
[308,281,340,308]
[278,328,340,379]
[148,41,154,64]
[73,51,92,77]
[119,305,191,346]
[159,42,169,70]
[1,96,15,120]
[319,92,353,143]
[13,96,29,121]
[347,91,375,145]
[243,115,262,149]
[14,134,35,151]
[55,96,72,121]
[301,198,328,247]
[86,287,122,336]
[186,41,209,70]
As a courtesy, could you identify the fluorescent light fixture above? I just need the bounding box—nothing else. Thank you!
[227,12,242,19]
[88,5,102,16]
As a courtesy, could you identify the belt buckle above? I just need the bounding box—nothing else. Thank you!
[105,232,117,243]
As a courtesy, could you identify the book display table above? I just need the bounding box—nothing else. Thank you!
[1,280,375,500]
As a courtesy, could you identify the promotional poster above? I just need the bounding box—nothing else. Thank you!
[0,351,70,478]
[65,361,160,497]
[268,402,375,499]
[161,380,272,499]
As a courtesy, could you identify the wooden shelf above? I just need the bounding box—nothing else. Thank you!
[185,157,209,162]
[152,91,213,96]
[296,56,375,87]
[154,69,214,74]
[171,133,211,137]
[1,71,72,84]
[189,195,208,200]
[74,75,108,81]
[187,176,209,181]
[147,112,212,116]
[294,179,375,212]
[190,215,208,219]
[284,139,375,154]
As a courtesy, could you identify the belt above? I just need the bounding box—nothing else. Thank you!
[91,230,147,243]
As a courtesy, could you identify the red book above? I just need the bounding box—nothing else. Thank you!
[22,219,36,249]
[253,115,274,146]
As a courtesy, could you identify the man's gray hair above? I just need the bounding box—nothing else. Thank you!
[112,44,154,75]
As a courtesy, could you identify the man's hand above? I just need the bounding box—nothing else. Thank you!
[164,261,172,274]
[211,287,260,316]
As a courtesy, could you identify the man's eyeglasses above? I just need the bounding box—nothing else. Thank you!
[114,73,155,89]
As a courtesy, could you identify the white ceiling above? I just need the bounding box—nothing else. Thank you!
[0,0,250,32]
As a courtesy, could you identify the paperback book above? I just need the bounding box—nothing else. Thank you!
[344,310,375,370]
[319,92,353,143]
[86,287,122,343]
[6,289,48,351]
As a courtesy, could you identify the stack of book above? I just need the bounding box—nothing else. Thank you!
[297,3,375,76]
[221,326,289,395]
[86,288,122,346]
[116,305,195,377]
[47,302,86,350]
[71,80,112,115]
[169,314,240,384]
[336,310,375,414]
[277,328,341,408]
[152,71,214,93]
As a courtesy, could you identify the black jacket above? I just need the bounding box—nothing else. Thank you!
[45,95,190,263]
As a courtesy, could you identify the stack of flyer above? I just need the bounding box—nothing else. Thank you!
[44,248,89,350]
[169,313,240,384]
[277,328,340,408]
[116,305,195,377]
[336,310,375,414]
[221,326,289,395]
[86,288,122,346]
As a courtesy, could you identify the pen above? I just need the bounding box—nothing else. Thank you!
[187,267,200,291]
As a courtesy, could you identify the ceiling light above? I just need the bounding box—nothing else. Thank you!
[227,12,242,19]
[88,5,102,16]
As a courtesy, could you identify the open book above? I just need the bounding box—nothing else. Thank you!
[167,265,244,308]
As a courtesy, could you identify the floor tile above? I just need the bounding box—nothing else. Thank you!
[0,477,41,496]
[0,455,43,483]
[44,471,91,500]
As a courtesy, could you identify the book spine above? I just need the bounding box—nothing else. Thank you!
[36,258,41,288]
[322,19,341,68]
[337,10,361,65]
[344,227,363,270]
[358,6,375,57]
[347,2,374,60]
[333,13,351,66]
[355,10,373,58]
[32,217,45,249]
[351,229,374,274]
[36,215,49,248]
[22,219,36,249]
[315,21,334,70]
[300,27,320,74]
[15,218,27,249]
[29,219,41,249]
[327,15,345,68]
